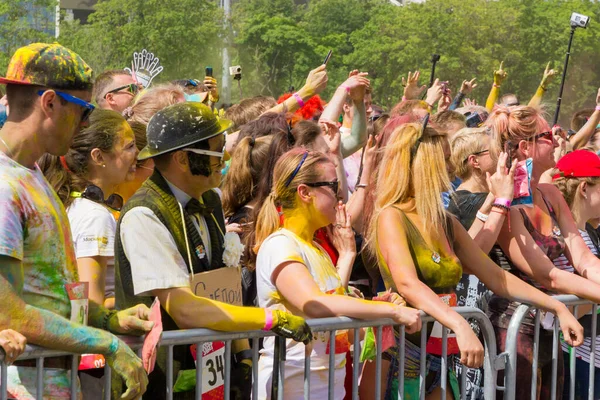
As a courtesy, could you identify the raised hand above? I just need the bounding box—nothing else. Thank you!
[341,72,370,102]
[305,64,328,96]
[105,338,148,399]
[464,98,478,107]
[402,71,427,100]
[425,78,443,107]
[493,61,507,86]
[271,310,312,344]
[541,62,557,88]
[460,78,478,95]
[330,202,356,257]
[486,151,517,201]
[204,76,219,103]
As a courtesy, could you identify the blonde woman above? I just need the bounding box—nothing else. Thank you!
[253,148,422,399]
[367,119,583,399]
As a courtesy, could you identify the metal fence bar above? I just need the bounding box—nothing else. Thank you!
[590,304,598,400]
[277,336,285,400]
[224,340,231,400]
[398,325,405,400]
[195,342,203,400]
[531,311,540,400]
[70,356,77,400]
[419,322,427,400]
[166,345,173,400]
[441,327,448,400]
[375,327,383,400]
[103,361,111,400]
[251,338,259,400]
[36,357,43,400]
[328,330,336,400]
[1,357,7,400]
[304,340,311,400]
[569,306,577,400]
[460,362,466,400]
[352,328,360,400]
[551,318,559,400]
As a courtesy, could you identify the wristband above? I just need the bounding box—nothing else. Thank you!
[262,310,274,331]
[293,93,305,108]
[355,184,367,189]
[476,211,489,222]
[107,336,119,356]
[493,83,501,88]
[494,198,512,208]
[341,85,351,95]
[595,105,600,112]
[402,96,407,102]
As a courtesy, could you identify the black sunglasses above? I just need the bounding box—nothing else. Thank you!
[411,113,430,163]
[304,180,339,196]
[105,83,140,98]
[76,185,124,211]
[533,131,553,142]
[463,149,490,163]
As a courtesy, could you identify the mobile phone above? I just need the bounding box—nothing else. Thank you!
[205,66,213,77]
[323,50,333,65]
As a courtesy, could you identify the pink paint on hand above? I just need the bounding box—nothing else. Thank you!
[142,298,163,374]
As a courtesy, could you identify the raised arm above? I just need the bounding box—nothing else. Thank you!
[347,134,380,232]
[528,62,557,108]
[266,65,328,115]
[451,216,583,346]
[450,78,477,110]
[569,88,600,150]
[486,62,507,111]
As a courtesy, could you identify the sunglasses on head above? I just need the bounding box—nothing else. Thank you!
[182,138,227,161]
[71,185,124,211]
[532,131,554,142]
[37,90,95,123]
[105,83,140,97]
[304,180,339,196]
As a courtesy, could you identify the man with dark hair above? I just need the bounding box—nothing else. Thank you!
[115,101,311,399]
[0,43,151,399]
[93,69,139,112]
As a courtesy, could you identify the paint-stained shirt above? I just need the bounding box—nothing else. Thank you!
[0,151,79,399]
[256,228,347,399]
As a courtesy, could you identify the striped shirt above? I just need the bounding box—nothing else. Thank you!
[561,229,600,368]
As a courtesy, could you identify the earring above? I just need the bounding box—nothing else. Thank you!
[102,164,106,168]
[584,194,588,199]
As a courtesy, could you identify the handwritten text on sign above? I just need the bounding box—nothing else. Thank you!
[191,267,243,306]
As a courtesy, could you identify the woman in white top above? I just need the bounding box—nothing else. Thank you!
[252,148,422,399]
[40,109,138,309]
[552,149,600,400]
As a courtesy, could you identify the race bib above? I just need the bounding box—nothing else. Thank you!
[426,293,460,356]
[65,282,106,370]
[191,342,226,399]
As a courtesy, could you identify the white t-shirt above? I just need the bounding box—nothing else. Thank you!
[256,228,346,400]
[67,197,116,299]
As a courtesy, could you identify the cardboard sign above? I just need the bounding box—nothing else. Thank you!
[191,267,243,306]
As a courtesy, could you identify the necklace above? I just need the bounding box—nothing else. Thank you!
[0,136,12,158]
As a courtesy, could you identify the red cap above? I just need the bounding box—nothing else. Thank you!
[552,150,600,180]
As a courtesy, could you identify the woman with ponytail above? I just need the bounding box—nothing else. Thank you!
[366,118,583,399]
[485,105,600,398]
[253,148,422,399]
[39,109,138,309]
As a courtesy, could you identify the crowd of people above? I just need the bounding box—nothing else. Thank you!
[1,41,600,400]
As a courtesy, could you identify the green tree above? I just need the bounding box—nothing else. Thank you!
[0,0,56,73]
[59,0,225,83]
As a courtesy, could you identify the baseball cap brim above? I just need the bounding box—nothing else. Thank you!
[0,77,35,85]
[138,118,232,161]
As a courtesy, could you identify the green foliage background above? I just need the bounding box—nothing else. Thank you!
[3,0,600,125]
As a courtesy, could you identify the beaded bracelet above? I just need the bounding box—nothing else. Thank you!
[494,198,512,208]
[492,203,510,212]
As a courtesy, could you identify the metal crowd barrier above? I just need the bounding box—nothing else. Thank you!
[1,307,503,400]
[503,294,598,400]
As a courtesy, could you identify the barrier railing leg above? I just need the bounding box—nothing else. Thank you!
[590,305,598,400]
[167,345,173,400]
[103,361,111,400]
[441,328,447,400]
[36,357,44,400]
[503,304,531,400]
[375,327,382,400]
[328,330,336,400]
[569,306,577,400]
[195,342,203,400]
[1,360,7,400]
[398,326,405,400]
[352,328,360,400]
[224,341,231,400]
[419,322,427,400]
[252,339,259,400]
[551,318,559,400]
